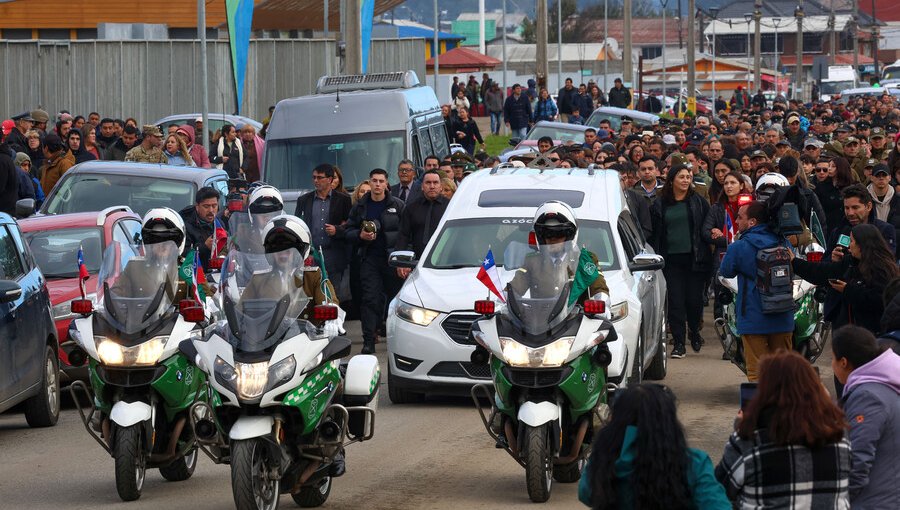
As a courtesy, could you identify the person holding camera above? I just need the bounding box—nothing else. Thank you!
[344,168,405,354]
[719,201,796,382]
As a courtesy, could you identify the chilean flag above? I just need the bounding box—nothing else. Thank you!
[76,245,89,299]
[211,217,228,260]
[476,249,506,302]
[724,210,736,245]
[192,250,206,305]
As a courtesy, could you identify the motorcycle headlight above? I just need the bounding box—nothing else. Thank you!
[610,302,628,322]
[265,355,297,393]
[94,336,166,366]
[214,356,238,394]
[235,361,269,401]
[499,337,575,368]
[53,294,96,321]
[396,301,440,326]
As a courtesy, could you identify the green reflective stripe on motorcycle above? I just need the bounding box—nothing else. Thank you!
[491,356,515,417]
[793,293,817,338]
[282,362,341,435]
[369,365,381,394]
[88,360,111,413]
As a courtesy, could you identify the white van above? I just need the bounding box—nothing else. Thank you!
[263,71,449,193]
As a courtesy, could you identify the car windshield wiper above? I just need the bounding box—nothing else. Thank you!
[42,271,80,279]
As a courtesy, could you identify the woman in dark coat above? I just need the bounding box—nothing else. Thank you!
[450,107,484,155]
[66,129,97,164]
[702,170,745,319]
[650,164,712,358]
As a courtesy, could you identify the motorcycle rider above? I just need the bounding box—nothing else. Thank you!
[231,185,283,253]
[510,200,609,307]
[113,208,187,300]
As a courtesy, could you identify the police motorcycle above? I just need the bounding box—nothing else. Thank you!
[468,207,617,503]
[714,174,830,374]
[66,209,211,501]
[182,215,379,510]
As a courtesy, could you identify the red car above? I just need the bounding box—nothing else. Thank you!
[18,207,142,380]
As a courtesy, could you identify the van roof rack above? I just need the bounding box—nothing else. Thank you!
[316,71,420,94]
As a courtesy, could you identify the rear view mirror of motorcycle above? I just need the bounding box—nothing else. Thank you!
[474,300,495,315]
[313,305,339,321]
[178,339,199,361]
[70,299,93,315]
[388,250,418,269]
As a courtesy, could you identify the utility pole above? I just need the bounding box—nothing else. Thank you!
[479,0,485,55]
[433,0,439,96]
[687,0,695,114]
[557,0,562,91]
[198,0,208,141]
[829,4,836,66]
[753,1,762,92]
[662,0,668,99]
[324,0,330,74]
[872,0,879,78]
[677,0,683,48]
[502,0,507,91]
[537,0,548,87]
[624,0,633,90]
[346,0,363,74]
[603,0,608,90]
[795,1,804,101]
[710,7,719,108]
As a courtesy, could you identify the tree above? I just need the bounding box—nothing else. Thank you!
[548,0,579,43]
[521,17,536,44]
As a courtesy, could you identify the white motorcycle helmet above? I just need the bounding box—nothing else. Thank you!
[261,214,312,260]
[247,186,284,229]
[533,200,579,246]
[141,207,186,253]
[754,172,790,203]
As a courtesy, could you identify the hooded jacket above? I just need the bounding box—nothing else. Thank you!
[578,426,731,509]
[177,125,211,168]
[39,149,75,196]
[840,350,900,508]
[867,183,900,243]
[719,224,795,335]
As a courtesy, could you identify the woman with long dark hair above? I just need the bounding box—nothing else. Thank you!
[708,158,735,204]
[813,157,844,231]
[532,87,558,122]
[791,223,899,334]
[716,351,850,508]
[650,164,712,357]
[702,170,745,319]
[579,384,730,509]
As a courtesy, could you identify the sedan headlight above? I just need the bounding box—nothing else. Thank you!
[396,301,440,326]
[53,294,96,321]
[610,302,629,322]
[94,336,166,366]
[499,336,575,368]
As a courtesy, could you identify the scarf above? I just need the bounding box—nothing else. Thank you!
[216,137,243,170]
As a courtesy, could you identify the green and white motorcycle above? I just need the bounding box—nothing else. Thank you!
[182,245,379,510]
[67,240,209,501]
[469,242,617,503]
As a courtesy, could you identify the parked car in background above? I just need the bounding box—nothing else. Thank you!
[29,161,229,218]
[152,113,262,142]
[585,107,660,132]
[0,212,60,427]
[18,207,142,381]
[835,86,900,103]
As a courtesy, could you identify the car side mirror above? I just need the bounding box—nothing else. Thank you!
[628,253,665,272]
[508,138,521,146]
[0,280,22,303]
[388,250,418,269]
[15,198,35,218]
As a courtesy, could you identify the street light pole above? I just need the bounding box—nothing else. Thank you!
[502,0,507,92]
[603,0,608,92]
[624,0,633,90]
[709,8,719,110]
[795,2,804,101]
[557,0,562,91]
[662,0,668,101]
[753,2,762,92]
[433,0,439,97]
[744,14,752,92]
[687,0,695,114]
[198,0,208,141]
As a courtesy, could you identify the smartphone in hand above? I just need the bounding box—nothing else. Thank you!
[740,382,758,410]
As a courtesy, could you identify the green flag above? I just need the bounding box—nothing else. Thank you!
[810,210,826,247]
[568,248,599,307]
[311,247,333,302]
[178,249,206,302]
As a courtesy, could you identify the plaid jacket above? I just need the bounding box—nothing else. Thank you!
[715,429,851,509]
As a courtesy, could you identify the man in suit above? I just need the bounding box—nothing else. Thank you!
[394,170,449,279]
[389,159,421,202]
[294,163,353,297]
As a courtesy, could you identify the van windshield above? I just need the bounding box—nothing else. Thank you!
[820,81,855,94]
[264,131,406,191]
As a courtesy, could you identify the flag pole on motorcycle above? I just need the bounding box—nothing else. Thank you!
[476,247,505,302]
[179,249,206,307]
[76,244,89,299]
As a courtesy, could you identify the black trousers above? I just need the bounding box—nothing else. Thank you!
[359,254,400,345]
[663,253,706,346]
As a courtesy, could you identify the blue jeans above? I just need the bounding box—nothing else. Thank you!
[489,111,502,134]
[511,126,528,139]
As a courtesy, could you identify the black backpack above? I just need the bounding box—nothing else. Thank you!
[754,246,796,314]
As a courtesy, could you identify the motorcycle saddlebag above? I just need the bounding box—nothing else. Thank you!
[343,355,380,438]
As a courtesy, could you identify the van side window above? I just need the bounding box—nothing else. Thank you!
[429,124,449,158]
[617,216,641,262]
[416,127,433,164]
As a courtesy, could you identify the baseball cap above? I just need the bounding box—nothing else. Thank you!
[870,127,885,139]
[596,128,610,140]
[872,164,890,177]
[195,116,203,123]
[864,158,877,168]
[141,124,163,138]
[804,138,824,149]
[750,149,769,159]
[29,109,50,124]
[775,139,791,147]
[844,136,859,145]
[835,124,852,133]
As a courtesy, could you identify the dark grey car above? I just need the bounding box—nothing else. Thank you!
[0,212,59,427]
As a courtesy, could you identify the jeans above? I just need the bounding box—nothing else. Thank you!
[663,253,706,346]
[489,111,502,135]
[359,255,400,347]
[511,126,528,139]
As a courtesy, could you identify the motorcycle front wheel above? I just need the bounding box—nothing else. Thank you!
[113,424,146,501]
[524,424,553,503]
[232,439,281,510]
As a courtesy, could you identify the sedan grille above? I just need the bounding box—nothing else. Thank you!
[441,314,480,345]
[502,366,574,388]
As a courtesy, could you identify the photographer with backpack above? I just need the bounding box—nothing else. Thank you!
[720,201,796,382]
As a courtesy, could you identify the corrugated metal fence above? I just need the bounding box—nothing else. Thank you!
[0,38,425,123]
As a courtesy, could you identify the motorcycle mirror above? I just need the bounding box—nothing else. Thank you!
[474,300,495,315]
[178,339,199,361]
[583,299,605,316]
[313,305,339,321]
[71,299,93,315]
[180,305,205,323]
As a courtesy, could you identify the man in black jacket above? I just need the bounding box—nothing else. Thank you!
[395,170,448,269]
[607,78,631,109]
[344,168,405,354]
[178,186,221,269]
[0,141,18,216]
[295,163,353,295]
[556,78,578,122]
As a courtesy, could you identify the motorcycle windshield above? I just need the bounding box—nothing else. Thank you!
[504,241,578,336]
[220,246,310,352]
[96,240,180,336]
